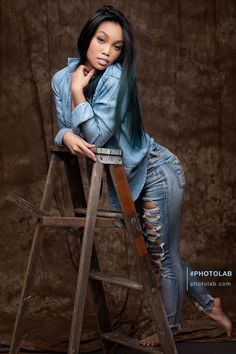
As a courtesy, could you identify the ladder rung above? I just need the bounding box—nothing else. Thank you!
[74,208,123,219]
[89,272,143,290]
[40,216,119,228]
[101,332,163,353]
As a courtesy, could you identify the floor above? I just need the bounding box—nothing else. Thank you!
[1,342,236,354]
[90,341,235,354]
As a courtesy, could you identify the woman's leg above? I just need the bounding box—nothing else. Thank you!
[139,159,232,346]
[139,161,186,346]
[184,262,232,337]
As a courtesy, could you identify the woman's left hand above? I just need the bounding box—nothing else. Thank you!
[63,131,96,161]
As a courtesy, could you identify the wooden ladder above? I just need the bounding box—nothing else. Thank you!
[8,146,178,354]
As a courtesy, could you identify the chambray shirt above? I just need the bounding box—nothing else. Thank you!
[52,58,154,208]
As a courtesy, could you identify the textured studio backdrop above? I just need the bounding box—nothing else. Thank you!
[0,0,235,351]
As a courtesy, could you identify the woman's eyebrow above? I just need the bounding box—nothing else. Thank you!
[97,31,123,43]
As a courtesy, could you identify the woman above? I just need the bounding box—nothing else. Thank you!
[52,5,232,346]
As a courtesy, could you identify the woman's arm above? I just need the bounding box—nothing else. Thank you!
[51,74,73,145]
[71,66,121,147]
[51,71,96,161]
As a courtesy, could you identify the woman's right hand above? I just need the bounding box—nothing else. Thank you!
[70,65,95,109]
[63,132,96,161]
[71,65,95,91]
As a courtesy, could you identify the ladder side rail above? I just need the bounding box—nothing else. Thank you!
[64,152,113,353]
[9,152,60,354]
[109,164,178,354]
[68,160,104,354]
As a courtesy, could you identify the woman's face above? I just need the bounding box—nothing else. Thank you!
[85,21,124,71]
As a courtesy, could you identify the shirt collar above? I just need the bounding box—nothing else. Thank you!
[68,57,80,72]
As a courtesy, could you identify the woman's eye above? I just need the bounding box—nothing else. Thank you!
[114,45,122,51]
[97,37,105,43]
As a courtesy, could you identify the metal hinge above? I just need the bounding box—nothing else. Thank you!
[92,147,123,165]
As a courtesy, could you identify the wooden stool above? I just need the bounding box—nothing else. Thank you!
[7,146,178,354]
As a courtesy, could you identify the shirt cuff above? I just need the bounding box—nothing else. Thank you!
[72,102,94,130]
[54,128,73,145]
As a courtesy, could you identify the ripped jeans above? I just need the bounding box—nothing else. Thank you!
[140,142,214,334]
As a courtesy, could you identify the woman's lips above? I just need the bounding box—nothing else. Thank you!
[97,58,109,66]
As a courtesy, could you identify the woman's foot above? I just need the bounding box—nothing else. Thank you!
[139,332,160,347]
[139,297,232,346]
[205,297,232,337]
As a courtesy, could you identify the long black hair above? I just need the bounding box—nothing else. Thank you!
[77,5,145,148]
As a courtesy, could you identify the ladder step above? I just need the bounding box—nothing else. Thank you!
[89,272,143,290]
[101,332,163,353]
[41,216,120,228]
[74,207,123,219]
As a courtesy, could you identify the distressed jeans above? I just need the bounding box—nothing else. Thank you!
[140,143,214,334]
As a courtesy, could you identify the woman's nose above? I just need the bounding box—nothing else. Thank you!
[102,45,111,56]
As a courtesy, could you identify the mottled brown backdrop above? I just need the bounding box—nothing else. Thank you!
[0,0,235,351]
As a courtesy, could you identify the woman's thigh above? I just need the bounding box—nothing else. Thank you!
[141,159,185,271]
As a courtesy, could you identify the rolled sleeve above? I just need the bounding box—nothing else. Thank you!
[72,102,94,129]
[54,128,73,145]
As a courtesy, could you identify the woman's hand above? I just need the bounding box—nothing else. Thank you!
[63,132,96,161]
[71,65,95,108]
[71,65,95,91]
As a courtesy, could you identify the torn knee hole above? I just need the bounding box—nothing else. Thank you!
[143,216,161,224]
[143,203,161,223]
[146,229,161,237]
[154,242,165,254]
[143,218,162,235]
[143,202,160,216]
[149,243,165,262]
[142,201,165,263]
[143,200,159,209]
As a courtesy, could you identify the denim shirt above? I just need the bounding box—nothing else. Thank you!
[51,58,154,208]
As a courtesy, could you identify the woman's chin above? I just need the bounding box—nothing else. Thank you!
[95,64,108,71]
